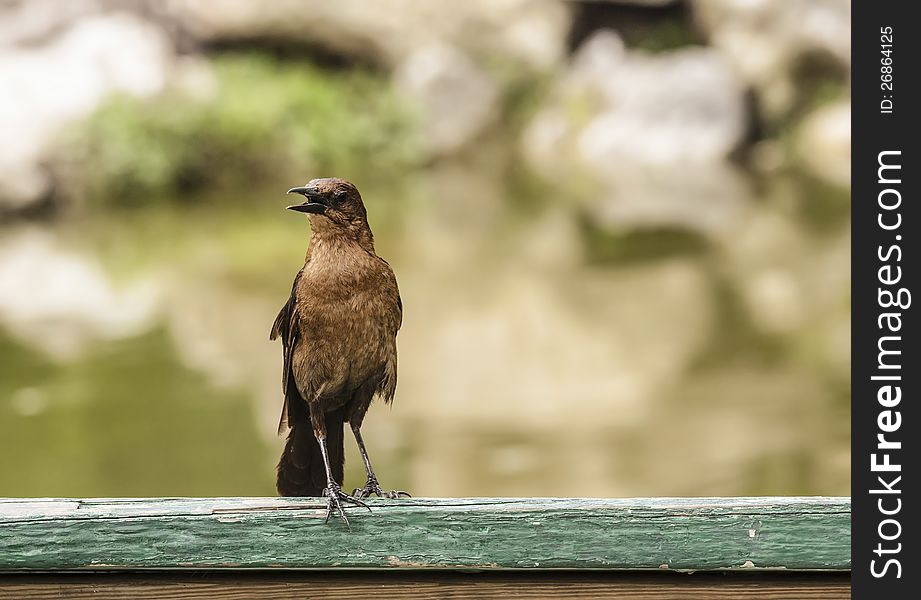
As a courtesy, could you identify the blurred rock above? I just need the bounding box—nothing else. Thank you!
[795,100,850,189]
[0,0,104,47]
[524,31,746,171]
[164,0,570,71]
[0,12,176,212]
[692,0,850,120]
[522,30,749,235]
[1,0,188,48]
[0,227,160,359]
[394,44,501,158]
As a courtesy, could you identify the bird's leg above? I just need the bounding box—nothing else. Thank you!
[315,434,370,528]
[351,424,411,499]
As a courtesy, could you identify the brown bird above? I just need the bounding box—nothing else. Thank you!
[271,177,406,525]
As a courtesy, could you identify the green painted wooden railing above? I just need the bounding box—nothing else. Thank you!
[0,497,849,572]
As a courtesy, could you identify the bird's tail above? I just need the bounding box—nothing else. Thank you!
[276,409,344,497]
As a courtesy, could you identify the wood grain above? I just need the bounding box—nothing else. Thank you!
[0,497,850,572]
[0,572,851,599]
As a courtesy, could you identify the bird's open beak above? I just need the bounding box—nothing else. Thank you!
[286,186,328,214]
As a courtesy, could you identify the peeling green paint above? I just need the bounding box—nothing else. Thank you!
[0,497,850,572]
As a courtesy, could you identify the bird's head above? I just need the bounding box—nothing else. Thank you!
[286,178,368,231]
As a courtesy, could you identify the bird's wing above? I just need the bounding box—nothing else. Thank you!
[378,256,403,332]
[377,259,402,403]
[269,269,300,343]
[270,270,306,435]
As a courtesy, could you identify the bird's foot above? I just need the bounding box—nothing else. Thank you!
[353,477,411,499]
[323,481,371,528]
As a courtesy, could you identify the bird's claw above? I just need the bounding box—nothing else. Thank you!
[323,482,371,529]
[353,477,411,499]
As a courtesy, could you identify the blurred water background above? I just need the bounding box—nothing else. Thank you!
[0,0,849,498]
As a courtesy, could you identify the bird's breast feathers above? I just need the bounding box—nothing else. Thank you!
[290,253,400,398]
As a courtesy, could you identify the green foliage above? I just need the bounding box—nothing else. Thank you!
[63,54,418,205]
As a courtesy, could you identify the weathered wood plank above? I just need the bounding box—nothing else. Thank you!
[0,497,849,572]
[0,572,851,600]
